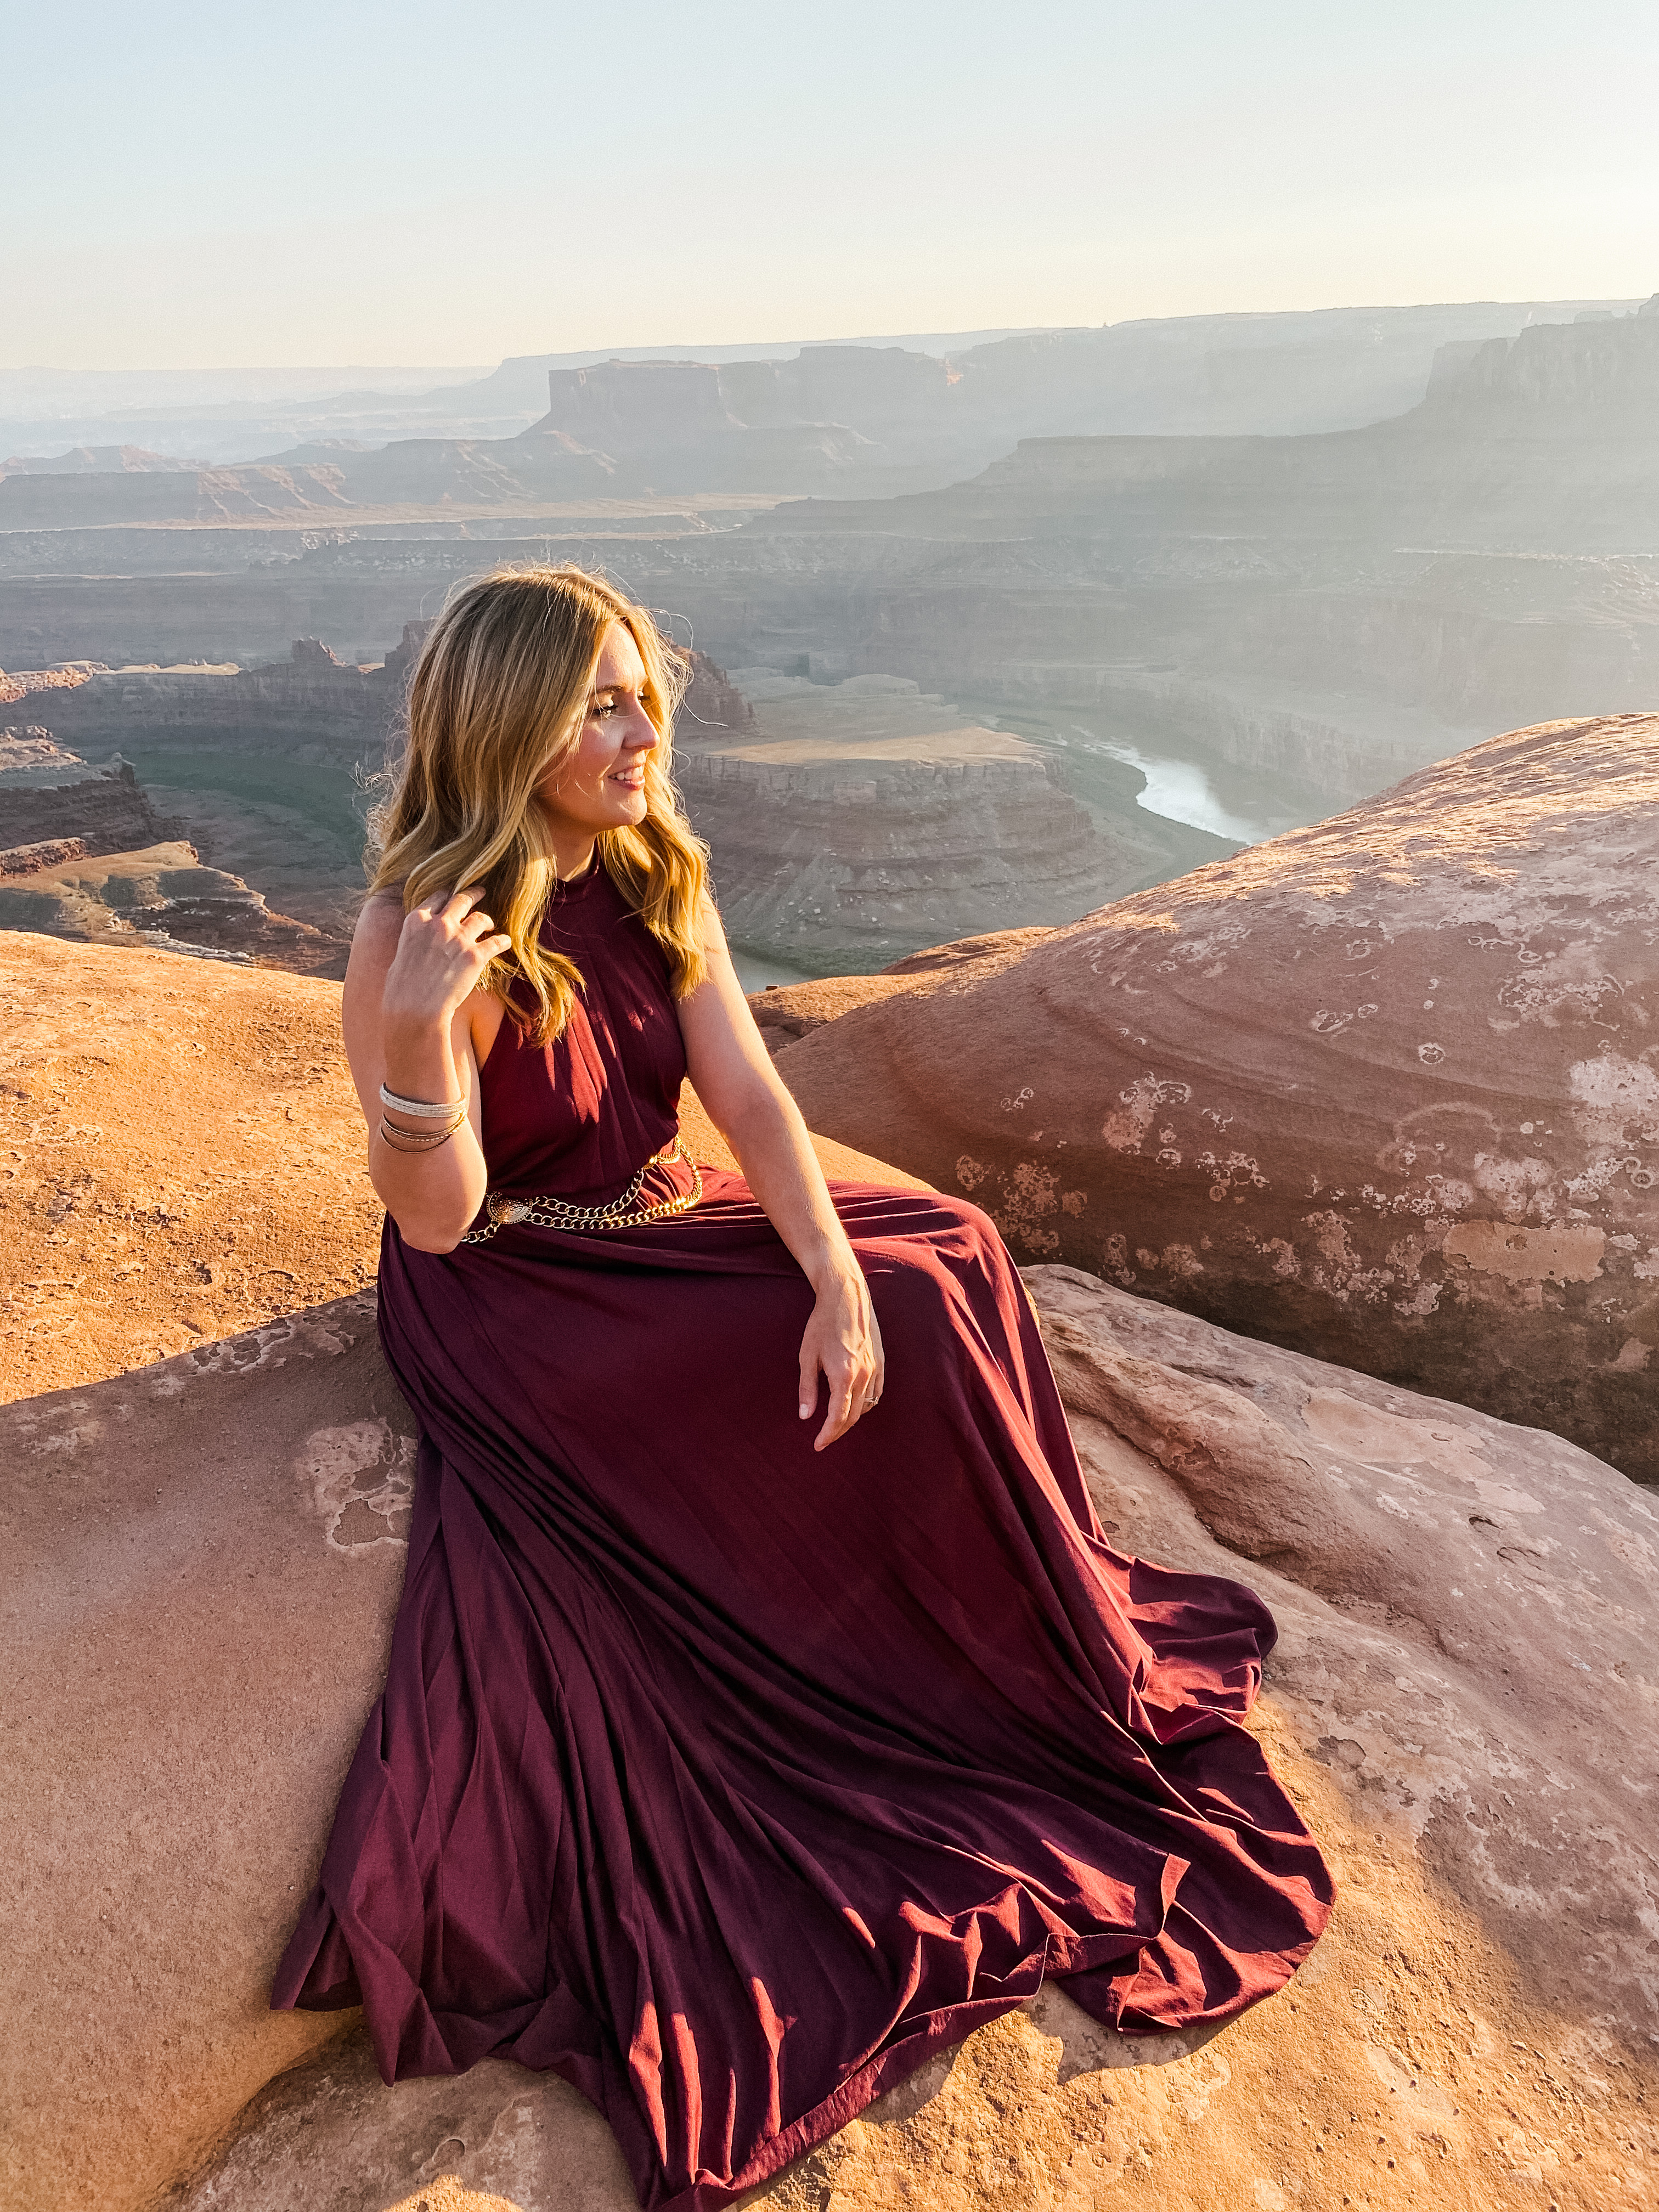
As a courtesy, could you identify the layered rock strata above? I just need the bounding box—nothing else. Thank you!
[0,835,89,873]
[746,929,1060,1054]
[772,716,1659,1480]
[0,841,337,972]
[0,662,92,707]
[0,731,185,855]
[680,672,1154,970]
[27,634,740,765]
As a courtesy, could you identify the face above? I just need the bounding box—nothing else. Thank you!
[535,621,658,864]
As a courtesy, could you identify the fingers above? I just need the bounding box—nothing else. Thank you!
[800,1272,883,1450]
[812,1346,882,1450]
[815,1365,859,1453]
[411,885,489,928]
[405,890,507,962]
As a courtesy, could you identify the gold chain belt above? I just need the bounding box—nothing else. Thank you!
[460,1135,702,1245]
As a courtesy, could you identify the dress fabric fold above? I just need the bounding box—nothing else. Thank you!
[273,858,1334,2211]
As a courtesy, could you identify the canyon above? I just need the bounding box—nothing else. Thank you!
[4,301,1628,489]
[9,145,1659,2212]
[674,670,1204,970]
[6,299,1657,890]
[2,642,1217,980]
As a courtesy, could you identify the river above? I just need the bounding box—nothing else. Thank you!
[1068,727,1278,844]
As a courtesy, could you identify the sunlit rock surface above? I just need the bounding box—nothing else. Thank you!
[9,891,1657,2212]
[0,931,383,1398]
[774,716,1659,1479]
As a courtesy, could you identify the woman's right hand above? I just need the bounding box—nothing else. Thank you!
[381,886,511,1037]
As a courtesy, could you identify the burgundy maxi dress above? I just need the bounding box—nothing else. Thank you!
[274,858,1333,2210]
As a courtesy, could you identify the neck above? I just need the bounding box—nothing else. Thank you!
[549,831,599,882]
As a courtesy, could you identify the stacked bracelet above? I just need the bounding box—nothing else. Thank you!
[378,1082,467,1156]
[380,1114,463,1153]
[380,1082,466,1118]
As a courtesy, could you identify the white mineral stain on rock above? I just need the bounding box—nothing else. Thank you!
[297,1419,416,1553]
[1569,1049,1659,1146]
[1442,1218,1606,1283]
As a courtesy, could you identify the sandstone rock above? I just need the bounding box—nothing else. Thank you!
[744,932,1053,1057]
[0,723,87,773]
[381,618,433,695]
[0,662,93,706]
[747,973,918,1055]
[0,733,187,859]
[883,924,1057,975]
[0,839,339,973]
[0,443,201,476]
[774,717,1659,1480]
[0,931,385,1400]
[2,1294,420,2212]
[13,1267,1654,2212]
[0,834,89,873]
[31,651,405,758]
[0,462,353,530]
[678,648,755,738]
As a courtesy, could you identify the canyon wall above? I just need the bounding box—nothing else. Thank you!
[679,742,1135,970]
[35,651,404,758]
[8,303,1659,981]
[0,737,183,854]
[0,840,340,972]
[8,302,1643,529]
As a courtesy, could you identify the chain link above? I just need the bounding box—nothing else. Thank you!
[461,1136,702,1245]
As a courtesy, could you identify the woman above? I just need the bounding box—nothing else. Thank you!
[274,566,1332,2211]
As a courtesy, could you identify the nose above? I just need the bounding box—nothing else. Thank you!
[622,710,657,753]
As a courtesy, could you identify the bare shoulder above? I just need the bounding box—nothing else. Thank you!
[697,893,732,960]
[350,891,405,975]
[343,895,404,1046]
[354,889,405,950]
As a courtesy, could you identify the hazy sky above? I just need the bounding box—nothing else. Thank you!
[7,0,1657,369]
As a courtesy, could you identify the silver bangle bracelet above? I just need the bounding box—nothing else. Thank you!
[380,1082,467,1119]
[380,1116,460,1151]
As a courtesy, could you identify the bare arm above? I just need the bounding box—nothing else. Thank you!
[342,887,511,1253]
[677,905,883,1450]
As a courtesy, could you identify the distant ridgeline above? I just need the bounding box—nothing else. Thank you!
[8,630,426,758]
[3,296,1658,873]
[1,631,748,765]
[2,297,1650,522]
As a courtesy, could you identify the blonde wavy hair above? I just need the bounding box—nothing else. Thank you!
[370,565,711,1044]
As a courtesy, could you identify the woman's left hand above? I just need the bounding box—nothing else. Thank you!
[799,1260,885,1452]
